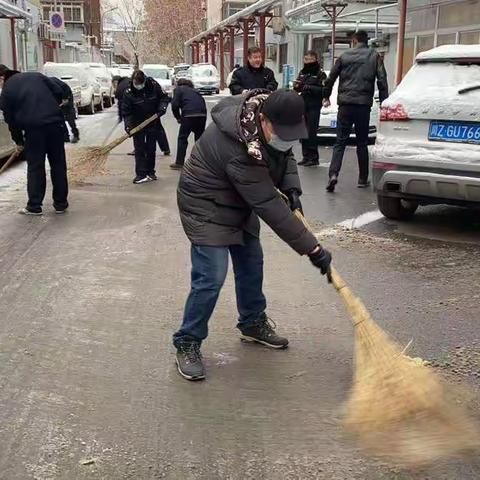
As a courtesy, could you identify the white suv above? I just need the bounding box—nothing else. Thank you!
[83,63,114,107]
[372,45,480,219]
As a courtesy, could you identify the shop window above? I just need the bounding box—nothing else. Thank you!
[436,33,457,46]
[417,35,434,54]
[439,0,480,29]
[459,30,480,44]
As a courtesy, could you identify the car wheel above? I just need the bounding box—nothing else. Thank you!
[85,97,95,115]
[96,96,104,112]
[216,89,220,94]
[377,194,418,220]
[104,94,112,108]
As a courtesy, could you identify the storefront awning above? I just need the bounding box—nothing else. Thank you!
[0,0,32,20]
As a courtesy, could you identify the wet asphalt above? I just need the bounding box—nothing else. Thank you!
[0,99,479,479]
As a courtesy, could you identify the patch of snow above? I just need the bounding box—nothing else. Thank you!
[416,44,480,61]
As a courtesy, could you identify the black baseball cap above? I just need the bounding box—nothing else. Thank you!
[262,89,308,141]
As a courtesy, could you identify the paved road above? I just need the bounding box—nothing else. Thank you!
[1,100,480,479]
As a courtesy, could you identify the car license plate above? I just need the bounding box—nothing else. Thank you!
[330,120,337,128]
[429,121,480,144]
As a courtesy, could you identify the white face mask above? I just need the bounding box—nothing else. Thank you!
[133,83,145,90]
[268,133,297,152]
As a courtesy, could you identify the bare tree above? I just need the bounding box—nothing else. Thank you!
[110,0,145,68]
[142,0,204,65]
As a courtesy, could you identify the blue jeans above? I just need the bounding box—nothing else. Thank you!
[173,233,267,345]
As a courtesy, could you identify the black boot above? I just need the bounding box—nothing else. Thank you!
[326,175,338,193]
[240,315,289,349]
[175,341,205,381]
[71,130,80,144]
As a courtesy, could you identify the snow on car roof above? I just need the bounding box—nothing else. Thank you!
[416,44,480,61]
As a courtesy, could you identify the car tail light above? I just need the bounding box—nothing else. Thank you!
[373,161,398,171]
[380,104,409,121]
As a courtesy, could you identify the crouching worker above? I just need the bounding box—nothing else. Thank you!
[170,78,207,170]
[122,70,170,184]
[174,89,333,381]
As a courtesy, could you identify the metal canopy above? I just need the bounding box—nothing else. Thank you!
[0,0,32,19]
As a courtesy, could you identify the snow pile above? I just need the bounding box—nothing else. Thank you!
[416,44,480,61]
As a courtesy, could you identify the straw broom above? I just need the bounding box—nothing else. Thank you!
[0,149,22,175]
[286,198,480,466]
[68,114,159,183]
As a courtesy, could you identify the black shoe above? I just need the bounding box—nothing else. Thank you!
[18,207,42,216]
[357,180,371,188]
[127,150,135,156]
[175,342,205,381]
[302,160,320,167]
[163,151,171,156]
[64,137,71,143]
[71,136,79,144]
[149,173,158,181]
[326,175,338,193]
[240,315,289,349]
[297,159,309,166]
[169,163,183,170]
[133,175,152,184]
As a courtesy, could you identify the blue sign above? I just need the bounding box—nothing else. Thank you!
[51,13,63,29]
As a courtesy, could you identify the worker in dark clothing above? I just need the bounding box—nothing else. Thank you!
[170,78,207,170]
[115,76,130,123]
[229,46,278,95]
[50,77,79,144]
[0,65,69,215]
[293,50,326,167]
[155,114,171,157]
[323,30,389,192]
[173,89,332,381]
[122,70,170,184]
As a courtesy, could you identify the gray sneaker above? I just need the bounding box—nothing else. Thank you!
[175,342,205,381]
[240,315,289,349]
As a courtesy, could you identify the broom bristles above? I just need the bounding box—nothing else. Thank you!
[340,281,480,466]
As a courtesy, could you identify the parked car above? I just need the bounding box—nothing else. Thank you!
[43,63,103,114]
[117,64,134,78]
[317,71,379,144]
[83,62,114,107]
[142,64,173,96]
[172,63,191,85]
[188,64,220,95]
[372,45,480,220]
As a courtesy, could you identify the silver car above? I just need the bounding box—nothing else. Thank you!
[372,45,480,220]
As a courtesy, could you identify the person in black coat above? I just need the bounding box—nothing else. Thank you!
[115,76,130,123]
[293,50,326,167]
[170,78,207,170]
[323,30,389,191]
[121,70,170,184]
[229,46,278,95]
[173,89,332,381]
[50,77,79,143]
[0,65,69,215]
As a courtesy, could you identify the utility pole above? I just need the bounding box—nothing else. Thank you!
[321,1,348,68]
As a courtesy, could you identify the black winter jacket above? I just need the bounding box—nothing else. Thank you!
[0,72,64,144]
[293,63,327,109]
[171,85,207,121]
[115,77,130,121]
[229,64,278,95]
[121,77,170,131]
[324,45,389,107]
[177,95,318,255]
[50,77,74,111]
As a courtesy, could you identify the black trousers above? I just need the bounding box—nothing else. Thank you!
[301,106,321,163]
[24,123,69,211]
[156,121,170,153]
[329,105,371,181]
[176,116,207,166]
[133,127,157,177]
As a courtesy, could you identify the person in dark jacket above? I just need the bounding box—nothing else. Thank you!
[50,77,79,144]
[293,50,326,167]
[170,78,207,170]
[115,76,130,123]
[173,89,333,381]
[229,47,278,95]
[0,65,69,215]
[122,70,170,184]
[323,30,389,192]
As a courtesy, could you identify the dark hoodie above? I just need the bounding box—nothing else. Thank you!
[229,63,278,95]
[294,62,327,108]
[177,93,318,255]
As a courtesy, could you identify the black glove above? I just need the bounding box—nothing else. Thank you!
[158,107,167,117]
[302,84,312,93]
[286,189,303,214]
[309,247,332,276]
[125,126,132,136]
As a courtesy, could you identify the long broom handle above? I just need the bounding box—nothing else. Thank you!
[0,149,21,176]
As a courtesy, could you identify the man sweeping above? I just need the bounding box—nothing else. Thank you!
[174,89,332,381]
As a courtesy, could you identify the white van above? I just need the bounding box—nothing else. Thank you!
[142,64,173,96]
[43,63,103,114]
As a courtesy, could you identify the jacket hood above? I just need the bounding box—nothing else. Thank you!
[211,95,245,141]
